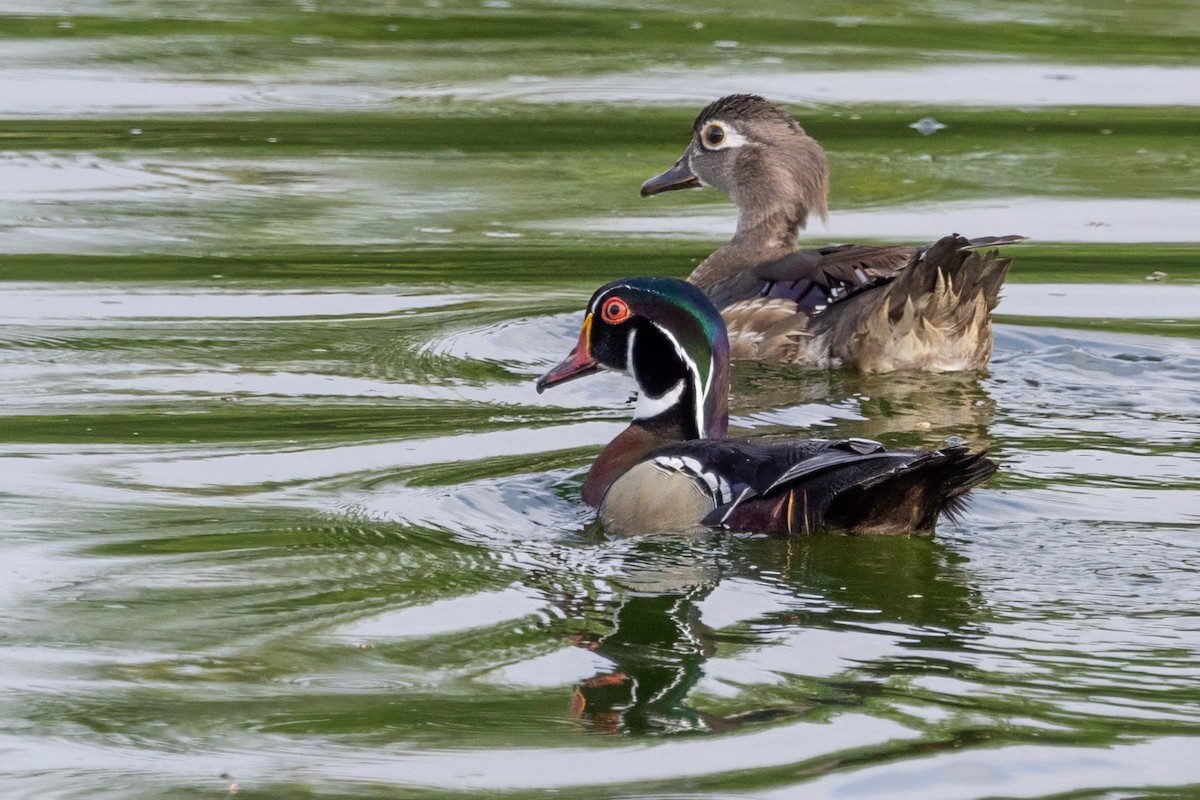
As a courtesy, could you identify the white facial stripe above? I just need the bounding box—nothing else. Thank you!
[719,129,751,148]
[651,322,707,437]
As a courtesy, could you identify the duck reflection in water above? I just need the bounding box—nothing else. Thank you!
[564,533,981,735]
[731,361,998,450]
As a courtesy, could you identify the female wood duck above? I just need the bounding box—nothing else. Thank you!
[641,94,1024,373]
[536,276,996,536]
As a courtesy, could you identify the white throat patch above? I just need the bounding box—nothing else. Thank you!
[634,378,685,421]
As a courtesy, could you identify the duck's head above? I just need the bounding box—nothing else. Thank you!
[640,94,829,231]
[536,276,729,440]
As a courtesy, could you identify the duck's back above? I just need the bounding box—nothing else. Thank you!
[693,235,1020,372]
[597,437,995,536]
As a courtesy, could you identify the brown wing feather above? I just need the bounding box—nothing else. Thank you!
[758,245,917,286]
[755,245,920,312]
[808,244,919,287]
[753,237,1023,313]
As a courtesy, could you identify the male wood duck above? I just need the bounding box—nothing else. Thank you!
[641,94,1024,373]
[536,276,996,536]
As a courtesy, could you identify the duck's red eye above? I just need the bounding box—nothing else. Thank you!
[601,297,631,324]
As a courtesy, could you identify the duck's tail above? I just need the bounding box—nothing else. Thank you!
[818,234,1023,372]
[702,439,996,536]
[822,444,997,535]
[906,234,1024,310]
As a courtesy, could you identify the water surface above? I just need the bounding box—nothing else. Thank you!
[1,2,1198,798]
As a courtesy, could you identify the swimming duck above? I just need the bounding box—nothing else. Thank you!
[641,94,1023,373]
[536,276,996,536]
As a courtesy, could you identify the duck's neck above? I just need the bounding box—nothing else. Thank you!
[582,312,730,508]
[583,392,729,509]
[688,208,800,304]
[735,204,805,247]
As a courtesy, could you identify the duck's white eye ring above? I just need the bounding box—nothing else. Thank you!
[700,120,748,150]
[701,121,727,149]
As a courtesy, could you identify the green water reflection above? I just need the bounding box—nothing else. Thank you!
[1,1,1199,798]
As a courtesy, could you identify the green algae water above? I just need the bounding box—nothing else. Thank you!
[1,2,1198,797]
